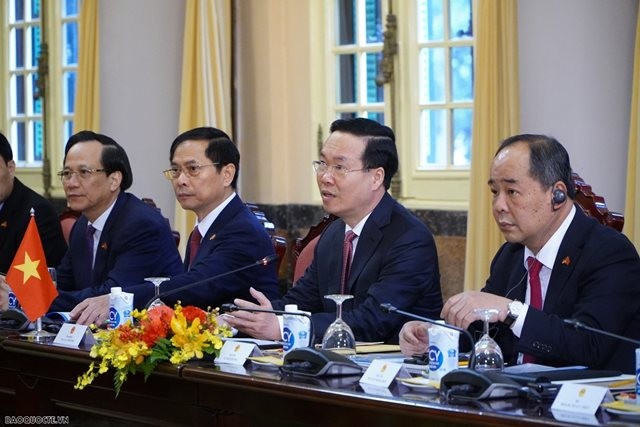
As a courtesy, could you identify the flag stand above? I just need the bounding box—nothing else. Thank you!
[20,318,56,342]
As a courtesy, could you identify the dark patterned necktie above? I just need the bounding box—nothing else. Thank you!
[340,231,358,294]
[188,227,202,269]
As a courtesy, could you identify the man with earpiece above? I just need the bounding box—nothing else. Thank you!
[400,134,640,374]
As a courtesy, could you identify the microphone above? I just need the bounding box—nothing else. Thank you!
[144,254,278,309]
[221,303,315,346]
[380,303,476,369]
[563,318,640,347]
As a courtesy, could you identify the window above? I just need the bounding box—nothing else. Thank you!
[1,0,79,194]
[319,0,475,209]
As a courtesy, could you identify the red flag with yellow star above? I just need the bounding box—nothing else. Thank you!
[5,215,58,321]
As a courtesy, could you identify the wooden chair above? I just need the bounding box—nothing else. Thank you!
[292,214,338,283]
[571,172,624,232]
[59,206,81,244]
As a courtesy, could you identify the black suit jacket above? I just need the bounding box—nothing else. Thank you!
[125,194,280,310]
[0,178,67,273]
[483,206,640,374]
[275,192,443,343]
[50,192,184,311]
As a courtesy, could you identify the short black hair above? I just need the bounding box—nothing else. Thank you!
[64,130,133,191]
[329,118,398,189]
[0,132,13,164]
[170,127,240,189]
[497,134,576,198]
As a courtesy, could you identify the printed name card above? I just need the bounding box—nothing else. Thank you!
[215,340,262,365]
[360,359,408,388]
[53,323,95,348]
[550,383,613,425]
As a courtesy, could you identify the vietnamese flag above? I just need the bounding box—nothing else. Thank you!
[5,215,58,321]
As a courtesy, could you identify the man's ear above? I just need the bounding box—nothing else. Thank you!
[108,171,123,191]
[371,167,385,190]
[222,163,236,187]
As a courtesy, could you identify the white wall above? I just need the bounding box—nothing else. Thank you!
[99,0,184,223]
[519,0,638,213]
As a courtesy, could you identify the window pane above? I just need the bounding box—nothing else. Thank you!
[13,122,26,161]
[365,0,382,43]
[31,0,40,19]
[12,0,25,22]
[366,112,385,124]
[64,71,76,114]
[337,54,357,103]
[31,25,41,68]
[63,21,78,65]
[418,0,443,42]
[64,120,74,143]
[14,75,25,115]
[366,52,383,103]
[452,108,471,166]
[339,112,358,120]
[336,0,355,45]
[450,0,472,39]
[32,74,41,113]
[450,46,473,101]
[419,47,445,103]
[33,120,43,161]
[63,0,79,16]
[13,28,25,68]
[420,109,447,167]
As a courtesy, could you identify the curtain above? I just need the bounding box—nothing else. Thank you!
[73,0,100,132]
[174,0,232,256]
[624,10,640,250]
[463,0,520,291]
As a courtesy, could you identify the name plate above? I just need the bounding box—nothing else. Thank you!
[360,359,409,388]
[551,383,613,423]
[52,323,95,348]
[215,340,262,365]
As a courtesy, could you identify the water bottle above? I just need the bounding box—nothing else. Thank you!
[6,286,20,311]
[108,287,133,328]
[282,304,311,353]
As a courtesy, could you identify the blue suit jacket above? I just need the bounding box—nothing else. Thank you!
[0,178,67,272]
[125,194,280,310]
[275,192,443,343]
[50,192,183,311]
[482,206,640,374]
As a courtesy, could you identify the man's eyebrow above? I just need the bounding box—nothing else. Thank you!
[487,178,518,185]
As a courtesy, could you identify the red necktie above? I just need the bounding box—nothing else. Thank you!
[340,231,357,294]
[188,227,202,269]
[523,256,543,363]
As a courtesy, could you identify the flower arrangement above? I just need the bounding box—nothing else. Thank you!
[75,303,232,396]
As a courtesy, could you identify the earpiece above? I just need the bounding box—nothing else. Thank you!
[552,189,566,205]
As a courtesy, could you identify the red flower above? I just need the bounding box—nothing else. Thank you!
[139,305,174,346]
[181,306,207,324]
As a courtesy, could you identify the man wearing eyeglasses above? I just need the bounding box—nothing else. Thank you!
[68,127,280,325]
[0,133,67,276]
[225,118,443,344]
[44,131,183,313]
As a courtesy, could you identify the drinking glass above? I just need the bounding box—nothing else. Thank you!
[20,268,58,342]
[472,308,504,371]
[321,294,356,355]
[144,277,170,309]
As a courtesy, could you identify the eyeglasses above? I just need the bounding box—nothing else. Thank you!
[162,163,219,180]
[57,168,106,182]
[312,160,368,178]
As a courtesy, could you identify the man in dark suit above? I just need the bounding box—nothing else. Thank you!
[47,131,183,313]
[0,133,67,273]
[400,134,640,373]
[69,127,279,324]
[226,118,443,343]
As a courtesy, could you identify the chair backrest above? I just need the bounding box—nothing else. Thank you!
[59,206,81,244]
[292,214,338,284]
[245,203,287,274]
[141,198,181,246]
[571,172,624,232]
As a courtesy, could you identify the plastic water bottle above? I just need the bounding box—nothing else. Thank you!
[282,304,311,353]
[109,287,133,328]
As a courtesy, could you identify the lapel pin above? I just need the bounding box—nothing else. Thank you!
[561,256,571,266]
[100,243,108,250]
[0,221,7,228]
[209,234,216,241]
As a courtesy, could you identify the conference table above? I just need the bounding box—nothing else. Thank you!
[0,335,625,426]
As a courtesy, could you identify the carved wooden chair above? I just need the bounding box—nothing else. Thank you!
[245,203,288,274]
[571,172,624,231]
[292,214,338,283]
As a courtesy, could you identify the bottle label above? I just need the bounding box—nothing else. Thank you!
[282,313,310,353]
[109,291,133,328]
[7,288,20,311]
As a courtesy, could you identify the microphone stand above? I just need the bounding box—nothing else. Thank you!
[144,254,278,309]
[221,304,315,347]
[563,319,640,346]
[380,303,476,369]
